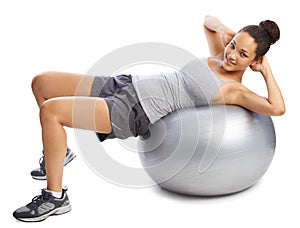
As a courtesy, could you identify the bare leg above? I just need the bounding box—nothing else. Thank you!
[40,96,111,192]
[30,71,96,180]
[32,71,94,108]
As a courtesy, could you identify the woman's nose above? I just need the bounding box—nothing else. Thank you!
[228,50,237,61]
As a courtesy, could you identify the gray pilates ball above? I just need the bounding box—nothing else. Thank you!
[138,105,276,196]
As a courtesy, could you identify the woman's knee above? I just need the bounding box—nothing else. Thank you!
[31,71,54,96]
[39,99,59,125]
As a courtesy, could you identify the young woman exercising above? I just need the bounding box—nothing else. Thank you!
[13,15,285,222]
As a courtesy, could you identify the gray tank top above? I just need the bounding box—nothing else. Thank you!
[132,57,225,124]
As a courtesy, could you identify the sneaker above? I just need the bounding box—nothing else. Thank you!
[13,187,71,222]
[31,147,76,180]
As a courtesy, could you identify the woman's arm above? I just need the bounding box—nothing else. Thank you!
[227,56,285,116]
[203,15,236,58]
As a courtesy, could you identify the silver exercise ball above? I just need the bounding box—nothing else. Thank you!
[137,105,276,196]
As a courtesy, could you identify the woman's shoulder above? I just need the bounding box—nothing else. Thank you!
[181,57,209,69]
[212,80,244,105]
[222,80,248,92]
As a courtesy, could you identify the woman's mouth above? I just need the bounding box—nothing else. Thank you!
[225,57,235,66]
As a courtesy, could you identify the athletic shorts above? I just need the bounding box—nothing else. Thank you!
[90,74,150,142]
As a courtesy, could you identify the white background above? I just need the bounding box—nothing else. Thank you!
[1,0,299,227]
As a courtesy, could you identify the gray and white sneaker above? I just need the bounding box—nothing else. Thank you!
[13,187,71,222]
[31,147,76,180]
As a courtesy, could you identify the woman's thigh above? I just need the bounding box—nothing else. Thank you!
[41,96,112,134]
[32,71,95,100]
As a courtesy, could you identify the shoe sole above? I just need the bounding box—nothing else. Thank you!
[15,204,72,222]
[65,153,76,166]
[32,175,47,180]
[31,154,76,180]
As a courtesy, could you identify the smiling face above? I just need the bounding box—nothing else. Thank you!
[223,32,258,72]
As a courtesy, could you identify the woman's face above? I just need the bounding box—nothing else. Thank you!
[223,32,258,72]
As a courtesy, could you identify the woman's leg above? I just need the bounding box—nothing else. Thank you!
[30,72,95,179]
[32,71,94,108]
[40,96,111,192]
[13,96,111,222]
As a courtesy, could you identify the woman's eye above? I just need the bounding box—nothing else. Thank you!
[240,52,248,58]
[229,43,235,48]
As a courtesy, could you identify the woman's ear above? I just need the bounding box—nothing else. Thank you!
[250,57,262,67]
[249,56,264,72]
[250,61,257,68]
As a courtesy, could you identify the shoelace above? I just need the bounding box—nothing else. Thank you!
[39,156,45,169]
[27,190,52,209]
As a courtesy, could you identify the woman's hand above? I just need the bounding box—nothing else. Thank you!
[220,28,236,47]
[250,55,270,76]
[203,15,235,57]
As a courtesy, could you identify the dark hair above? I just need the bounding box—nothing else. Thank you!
[239,20,280,60]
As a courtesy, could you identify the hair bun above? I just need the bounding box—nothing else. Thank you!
[259,20,280,45]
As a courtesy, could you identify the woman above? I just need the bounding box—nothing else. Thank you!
[13,15,285,222]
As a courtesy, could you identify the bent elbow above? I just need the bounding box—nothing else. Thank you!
[272,106,286,116]
[203,15,215,28]
[203,15,210,28]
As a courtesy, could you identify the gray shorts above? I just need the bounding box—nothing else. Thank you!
[90,74,150,142]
